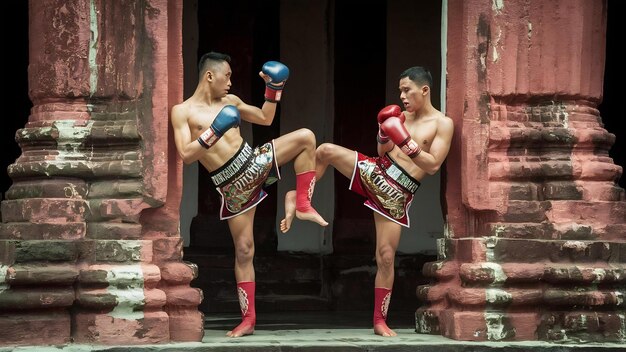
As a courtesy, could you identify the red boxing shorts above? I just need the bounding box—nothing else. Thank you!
[349,152,420,227]
[209,141,280,219]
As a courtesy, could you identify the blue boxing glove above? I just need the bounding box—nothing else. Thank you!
[262,61,289,102]
[197,105,240,149]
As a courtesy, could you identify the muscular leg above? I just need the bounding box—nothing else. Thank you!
[314,142,357,181]
[280,142,357,233]
[226,209,256,337]
[274,129,328,232]
[372,212,402,337]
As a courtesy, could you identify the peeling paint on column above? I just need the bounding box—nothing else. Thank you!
[416,311,433,333]
[482,262,507,284]
[0,265,8,294]
[105,265,145,320]
[89,0,99,96]
[592,268,606,283]
[484,236,498,262]
[54,120,93,156]
[437,238,447,260]
[484,312,511,340]
[492,0,504,13]
[486,288,512,305]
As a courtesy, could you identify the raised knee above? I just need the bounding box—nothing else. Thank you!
[297,128,316,146]
[316,143,335,162]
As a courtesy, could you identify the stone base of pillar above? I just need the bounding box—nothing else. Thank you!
[72,311,169,344]
[538,310,626,343]
[0,311,71,345]
[416,308,538,341]
[167,307,205,341]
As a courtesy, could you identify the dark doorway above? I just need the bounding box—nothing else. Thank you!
[182,0,440,328]
[1,1,30,203]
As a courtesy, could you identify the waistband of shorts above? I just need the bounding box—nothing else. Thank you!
[381,154,421,193]
[209,141,253,187]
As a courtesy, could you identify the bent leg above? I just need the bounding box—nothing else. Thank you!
[274,129,327,229]
[372,212,402,337]
[281,142,359,233]
[315,142,358,181]
[226,210,257,337]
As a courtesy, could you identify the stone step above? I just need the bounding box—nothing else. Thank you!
[485,221,626,240]
[439,237,626,263]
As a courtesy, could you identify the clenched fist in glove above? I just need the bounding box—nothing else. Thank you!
[261,61,289,103]
[380,116,422,158]
[376,105,405,144]
[197,105,240,149]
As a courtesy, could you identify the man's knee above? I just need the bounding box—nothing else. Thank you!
[235,240,254,261]
[296,128,316,146]
[376,246,395,268]
[316,143,336,162]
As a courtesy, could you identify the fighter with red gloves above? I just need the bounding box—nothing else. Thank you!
[308,66,454,337]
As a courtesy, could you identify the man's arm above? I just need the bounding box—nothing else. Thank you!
[171,104,206,164]
[230,94,277,126]
[382,115,454,174]
[409,117,454,175]
[229,61,289,127]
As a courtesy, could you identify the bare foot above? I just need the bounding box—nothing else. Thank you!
[295,208,328,228]
[280,191,297,233]
[374,323,397,337]
[226,321,255,338]
[280,190,329,233]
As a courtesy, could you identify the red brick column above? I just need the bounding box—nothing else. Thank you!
[0,0,202,346]
[417,0,625,342]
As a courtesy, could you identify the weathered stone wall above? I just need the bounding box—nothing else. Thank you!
[417,0,625,342]
[0,0,202,346]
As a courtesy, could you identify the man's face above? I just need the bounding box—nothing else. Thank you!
[210,61,232,97]
[399,77,427,113]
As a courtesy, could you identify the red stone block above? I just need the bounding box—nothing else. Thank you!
[438,310,538,341]
[72,311,169,345]
[160,261,197,284]
[1,198,87,223]
[0,222,85,240]
[0,311,71,346]
[4,179,88,200]
[166,306,204,341]
[7,263,78,285]
[161,285,203,306]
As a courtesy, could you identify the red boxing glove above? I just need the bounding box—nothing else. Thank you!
[376,105,404,144]
[380,116,422,158]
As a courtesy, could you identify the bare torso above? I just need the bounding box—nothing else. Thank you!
[179,96,244,172]
[388,110,447,182]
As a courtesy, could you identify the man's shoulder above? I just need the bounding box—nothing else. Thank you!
[436,114,454,137]
[171,100,193,122]
[436,112,453,125]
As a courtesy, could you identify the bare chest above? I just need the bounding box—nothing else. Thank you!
[188,105,225,134]
[407,119,438,152]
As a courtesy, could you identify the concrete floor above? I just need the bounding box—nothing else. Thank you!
[2,311,624,351]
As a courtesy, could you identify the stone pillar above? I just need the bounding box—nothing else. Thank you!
[0,0,202,346]
[417,0,625,342]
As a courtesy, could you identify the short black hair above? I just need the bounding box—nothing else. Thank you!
[198,51,231,78]
[399,66,433,88]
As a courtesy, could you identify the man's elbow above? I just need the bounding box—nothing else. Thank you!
[179,153,195,165]
[425,164,440,175]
